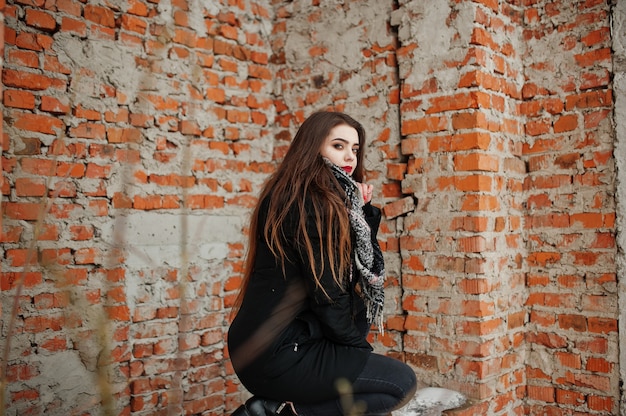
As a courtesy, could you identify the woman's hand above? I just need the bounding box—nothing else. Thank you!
[356,182,374,204]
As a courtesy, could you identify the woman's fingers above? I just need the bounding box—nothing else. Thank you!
[357,183,374,203]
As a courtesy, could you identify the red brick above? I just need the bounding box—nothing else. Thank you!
[6,363,40,382]
[11,388,40,401]
[587,317,617,334]
[401,116,447,135]
[587,395,613,412]
[461,194,499,211]
[7,49,39,68]
[70,123,106,139]
[24,315,67,332]
[13,112,65,134]
[3,202,43,221]
[452,111,488,130]
[3,69,60,90]
[40,336,68,352]
[574,47,611,67]
[383,196,415,219]
[25,8,56,31]
[525,119,551,136]
[121,14,147,34]
[56,161,85,178]
[248,64,271,80]
[385,163,407,180]
[555,388,584,406]
[457,318,502,336]
[60,16,87,36]
[553,114,578,132]
[105,305,131,321]
[565,89,612,110]
[127,0,149,16]
[107,127,142,143]
[73,105,101,120]
[4,90,36,109]
[68,225,93,242]
[457,235,488,253]
[40,96,70,114]
[15,178,46,196]
[586,357,612,373]
[527,385,555,402]
[427,92,487,114]
[84,4,116,27]
[0,3,620,416]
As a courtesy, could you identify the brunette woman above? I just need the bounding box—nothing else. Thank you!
[228,111,417,416]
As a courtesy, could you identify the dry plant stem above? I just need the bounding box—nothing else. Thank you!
[0,186,59,414]
[0,142,118,414]
[96,315,115,416]
[102,147,139,416]
[167,141,192,415]
[336,378,366,416]
[1,156,77,414]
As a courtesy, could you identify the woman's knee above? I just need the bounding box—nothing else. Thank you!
[359,353,417,396]
[398,367,417,407]
[397,360,417,398]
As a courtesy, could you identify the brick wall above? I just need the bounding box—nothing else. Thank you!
[612,3,626,415]
[521,1,618,415]
[393,1,528,413]
[1,1,622,416]
[1,1,276,415]
[394,1,618,415]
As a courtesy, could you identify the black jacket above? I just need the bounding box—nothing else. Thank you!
[228,196,382,404]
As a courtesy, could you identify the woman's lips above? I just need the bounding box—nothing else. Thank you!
[342,166,353,173]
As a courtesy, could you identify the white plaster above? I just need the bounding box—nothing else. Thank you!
[35,351,99,413]
[100,212,244,269]
[612,2,626,413]
[394,2,475,93]
[394,387,466,416]
[98,211,245,309]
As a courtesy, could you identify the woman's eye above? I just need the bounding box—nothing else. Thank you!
[333,144,343,150]
[353,148,359,154]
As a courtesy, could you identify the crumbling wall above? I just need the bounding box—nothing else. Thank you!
[1,1,623,416]
[521,1,618,414]
[393,0,618,414]
[1,1,277,414]
[392,1,528,413]
[610,0,626,414]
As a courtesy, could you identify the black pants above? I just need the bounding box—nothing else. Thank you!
[293,353,417,416]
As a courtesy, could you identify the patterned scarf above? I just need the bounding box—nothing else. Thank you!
[324,158,386,330]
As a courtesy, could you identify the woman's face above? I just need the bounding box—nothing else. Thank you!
[320,124,359,176]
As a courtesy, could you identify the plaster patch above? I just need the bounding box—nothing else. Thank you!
[187,0,211,36]
[100,212,244,269]
[395,2,474,91]
[284,4,364,72]
[527,349,555,374]
[284,30,315,69]
[53,33,140,110]
[36,351,99,413]
[394,387,466,416]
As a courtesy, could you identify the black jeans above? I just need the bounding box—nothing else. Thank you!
[293,353,417,416]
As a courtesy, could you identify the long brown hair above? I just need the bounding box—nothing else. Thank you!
[233,111,366,311]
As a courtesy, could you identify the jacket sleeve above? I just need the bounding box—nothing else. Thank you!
[363,202,381,237]
[291,203,371,350]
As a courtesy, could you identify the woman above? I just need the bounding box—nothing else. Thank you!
[228,111,417,416]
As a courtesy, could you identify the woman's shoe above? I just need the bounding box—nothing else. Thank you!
[232,396,290,416]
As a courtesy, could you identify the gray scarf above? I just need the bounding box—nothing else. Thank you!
[324,159,386,330]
